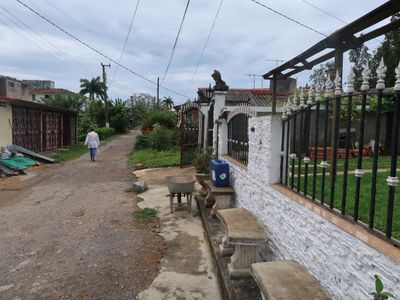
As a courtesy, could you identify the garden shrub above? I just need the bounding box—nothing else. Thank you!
[135,134,150,150]
[141,110,176,129]
[147,126,176,151]
[95,127,116,140]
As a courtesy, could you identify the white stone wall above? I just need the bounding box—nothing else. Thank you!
[228,115,400,299]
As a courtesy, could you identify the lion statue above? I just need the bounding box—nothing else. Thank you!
[211,70,229,91]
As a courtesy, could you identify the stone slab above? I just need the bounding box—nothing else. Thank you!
[251,260,331,300]
[216,208,267,243]
[204,180,234,195]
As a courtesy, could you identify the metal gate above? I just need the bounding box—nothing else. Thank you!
[179,102,204,167]
[12,106,41,152]
[43,111,60,151]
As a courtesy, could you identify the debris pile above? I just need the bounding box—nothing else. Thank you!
[0,145,54,177]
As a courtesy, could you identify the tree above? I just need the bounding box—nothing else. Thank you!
[110,99,130,133]
[348,44,374,91]
[308,61,335,86]
[41,93,85,111]
[161,96,174,109]
[79,76,106,100]
[374,13,400,87]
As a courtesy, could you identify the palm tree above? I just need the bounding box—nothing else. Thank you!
[79,76,106,100]
[161,96,174,109]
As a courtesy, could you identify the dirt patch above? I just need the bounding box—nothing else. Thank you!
[0,131,165,299]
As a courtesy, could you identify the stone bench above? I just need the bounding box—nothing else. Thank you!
[204,180,235,217]
[216,208,267,279]
[251,260,331,300]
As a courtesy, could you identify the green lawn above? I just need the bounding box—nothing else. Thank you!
[52,134,118,163]
[129,148,180,169]
[288,166,400,240]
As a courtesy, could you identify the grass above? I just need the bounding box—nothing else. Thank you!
[288,165,400,240]
[133,207,158,223]
[129,148,180,169]
[52,134,119,163]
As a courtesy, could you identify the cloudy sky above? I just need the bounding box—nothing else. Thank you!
[0,0,390,104]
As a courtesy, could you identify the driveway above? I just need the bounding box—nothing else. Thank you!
[0,131,164,299]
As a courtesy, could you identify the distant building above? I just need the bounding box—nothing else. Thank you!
[29,88,73,102]
[0,76,30,101]
[22,79,55,89]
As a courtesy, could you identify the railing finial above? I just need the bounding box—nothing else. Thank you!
[291,95,298,112]
[307,85,314,105]
[346,66,355,93]
[286,98,292,116]
[334,70,342,96]
[376,57,387,90]
[361,61,371,91]
[395,61,400,91]
[324,76,333,98]
[315,82,321,102]
[299,88,305,108]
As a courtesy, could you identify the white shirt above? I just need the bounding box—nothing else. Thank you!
[85,131,100,149]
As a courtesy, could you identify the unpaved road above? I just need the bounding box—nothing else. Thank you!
[0,131,164,299]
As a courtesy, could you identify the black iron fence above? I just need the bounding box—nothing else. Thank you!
[280,62,400,245]
[228,113,249,165]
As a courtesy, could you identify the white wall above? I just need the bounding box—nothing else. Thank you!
[226,115,400,299]
[0,104,12,148]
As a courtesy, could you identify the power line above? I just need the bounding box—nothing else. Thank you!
[300,0,347,25]
[185,0,224,95]
[110,0,141,84]
[161,0,191,84]
[249,0,327,37]
[16,0,189,99]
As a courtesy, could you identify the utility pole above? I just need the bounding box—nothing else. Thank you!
[101,63,111,128]
[244,74,262,89]
[157,77,160,106]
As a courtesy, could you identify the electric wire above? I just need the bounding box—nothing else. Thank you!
[161,0,191,85]
[110,0,141,85]
[185,0,224,95]
[16,0,190,99]
[0,4,97,78]
[301,0,347,24]
[249,0,327,37]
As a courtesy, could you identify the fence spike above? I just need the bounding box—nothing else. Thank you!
[347,66,355,93]
[334,70,342,96]
[291,95,298,112]
[376,58,387,90]
[395,61,400,91]
[324,76,333,98]
[315,82,321,102]
[307,85,314,105]
[300,88,306,108]
[361,61,371,91]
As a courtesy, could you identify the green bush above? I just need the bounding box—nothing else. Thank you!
[141,110,176,129]
[147,126,176,151]
[95,127,116,140]
[135,134,150,150]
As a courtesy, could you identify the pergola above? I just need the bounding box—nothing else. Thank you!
[264,0,400,114]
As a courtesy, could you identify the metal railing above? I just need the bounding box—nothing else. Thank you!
[280,60,400,245]
[228,113,249,165]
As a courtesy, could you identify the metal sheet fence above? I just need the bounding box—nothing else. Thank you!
[280,61,400,245]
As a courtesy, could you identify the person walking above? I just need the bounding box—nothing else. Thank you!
[84,128,100,161]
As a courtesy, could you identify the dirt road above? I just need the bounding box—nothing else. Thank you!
[0,131,164,299]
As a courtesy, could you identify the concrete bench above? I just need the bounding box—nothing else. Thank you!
[251,260,331,300]
[216,208,267,279]
[204,180,235,217]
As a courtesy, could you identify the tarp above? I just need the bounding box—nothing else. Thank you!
[0,156,38,170]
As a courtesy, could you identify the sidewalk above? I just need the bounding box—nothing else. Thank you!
[134,167,221,300]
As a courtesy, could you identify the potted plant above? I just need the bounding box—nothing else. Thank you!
[192,147,214,196]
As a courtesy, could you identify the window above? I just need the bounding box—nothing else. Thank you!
[7,81,15,93]
[228,113,249,165]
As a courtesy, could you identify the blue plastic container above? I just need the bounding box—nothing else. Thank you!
[211,159,230,187]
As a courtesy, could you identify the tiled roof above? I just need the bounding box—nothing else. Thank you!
[0,96,77,113]
[30,88,73,94]
[197,87,290,107]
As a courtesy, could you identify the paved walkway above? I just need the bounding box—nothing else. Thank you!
[134,167,221,300]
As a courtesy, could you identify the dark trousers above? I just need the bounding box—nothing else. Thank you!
[89,148,97,161]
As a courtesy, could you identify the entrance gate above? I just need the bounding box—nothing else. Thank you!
[179,102,204,168]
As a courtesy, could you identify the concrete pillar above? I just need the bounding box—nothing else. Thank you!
[218,119,228,156]
[213,91,227,153]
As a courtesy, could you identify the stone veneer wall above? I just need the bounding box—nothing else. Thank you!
[225,115,400,299]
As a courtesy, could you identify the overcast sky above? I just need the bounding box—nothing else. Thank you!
[0,0,390,104]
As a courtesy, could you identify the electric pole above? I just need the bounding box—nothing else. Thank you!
[101,63,111,128]
[244,74,262,89]
[157,77,160,106]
